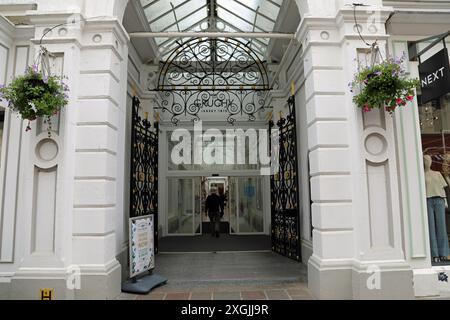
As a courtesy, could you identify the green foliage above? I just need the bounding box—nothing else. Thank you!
[0,65,69,122]
[350,56,419,113]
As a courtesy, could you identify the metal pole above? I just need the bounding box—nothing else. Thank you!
[129,31,296,39]
[410,30,450,61]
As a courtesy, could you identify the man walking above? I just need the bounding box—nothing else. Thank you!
[205,187,224,238]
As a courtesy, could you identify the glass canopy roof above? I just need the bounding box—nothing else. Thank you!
[140,0,283,60]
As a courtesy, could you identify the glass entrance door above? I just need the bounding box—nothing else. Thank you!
[167,178,202,235]
[229,177,264,234]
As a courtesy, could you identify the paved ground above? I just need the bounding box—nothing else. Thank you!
[118,251,314,300]
[117,281,314,300]
[153,251,306,284]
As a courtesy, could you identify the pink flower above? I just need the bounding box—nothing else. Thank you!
[386,106,395,113]
[363,105,370,113]
[396,98,404,105]
[406,95,414,101]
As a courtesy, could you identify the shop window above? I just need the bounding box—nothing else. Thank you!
[420,93,450,265]
[167,130,261,171]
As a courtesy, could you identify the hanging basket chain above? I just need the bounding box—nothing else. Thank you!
[0,18,125,133]
[353,3,372,47]
[369,42,386,67]
[353,3,385,65]
[36,46,54,82]
[349,4,419,114]
[36,46,56,137]
[30,15,122,135]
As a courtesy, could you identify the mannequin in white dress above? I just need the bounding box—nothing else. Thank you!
[424,155,450,262]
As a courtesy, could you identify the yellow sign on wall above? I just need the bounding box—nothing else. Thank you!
[40,288,54,300]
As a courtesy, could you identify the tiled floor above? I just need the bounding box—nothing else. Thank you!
[117,251,312,300]
[152,251,307,285]
[117,282,314,300]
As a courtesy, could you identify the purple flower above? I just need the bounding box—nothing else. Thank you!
[32,64,38,73]
[395,53,406,65]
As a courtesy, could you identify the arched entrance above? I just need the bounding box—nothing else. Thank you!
[129,32,301,261]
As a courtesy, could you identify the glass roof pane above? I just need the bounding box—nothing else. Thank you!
[163,24,181,32]
[218,0,256,25]
[150,14,176,31]
[140,0,283,60]
[270,0,283,6]
[257,1,279,20]
[144,0,205,23]
[155,37,170,45]
[217,7,254,31]
[143,1,169,22]
[177,7,208,31]
[175,1,206,19]
[219,0,280,23]
[141,0,155,9]
[233,0,279,18]
[255,15,275,31]
[219,20,268,48]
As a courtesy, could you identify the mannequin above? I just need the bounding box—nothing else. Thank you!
[424,155,450,262]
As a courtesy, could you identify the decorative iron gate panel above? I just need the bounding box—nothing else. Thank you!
[269,95,301,261]
[130,97,159,252]
[152,37,271,125]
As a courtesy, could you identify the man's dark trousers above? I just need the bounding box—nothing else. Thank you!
[208,211,221,236]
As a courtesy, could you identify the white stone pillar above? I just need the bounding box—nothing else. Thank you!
[72,15,129,299]
[296,0,414,299]
[7,0,130,300]
[0,14,36,300]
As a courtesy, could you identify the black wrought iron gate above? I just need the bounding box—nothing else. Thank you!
[269,95,301,261]
[129,96,159,253]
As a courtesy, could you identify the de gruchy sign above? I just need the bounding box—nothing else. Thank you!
[419,48,450,104]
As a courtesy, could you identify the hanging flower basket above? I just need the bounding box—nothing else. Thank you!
[0,47,69,132]
[350,55,419,114]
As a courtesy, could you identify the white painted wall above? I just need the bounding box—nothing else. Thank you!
[0,14,34,280]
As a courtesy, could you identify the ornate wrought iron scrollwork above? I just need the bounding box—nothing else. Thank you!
[130,97,159,252]
[154,37,271,124]
[269,95,301,261]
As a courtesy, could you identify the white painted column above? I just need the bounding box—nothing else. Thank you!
[7,10,82,299]
[0,15,35,300]
[72,17,129,299]
[296,0,414,299]
[3,0,130,300]
[74,13,129,300]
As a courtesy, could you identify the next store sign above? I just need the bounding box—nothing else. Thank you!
[419,48,450,104]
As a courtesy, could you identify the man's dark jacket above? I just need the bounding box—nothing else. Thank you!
[205,194,224,215]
